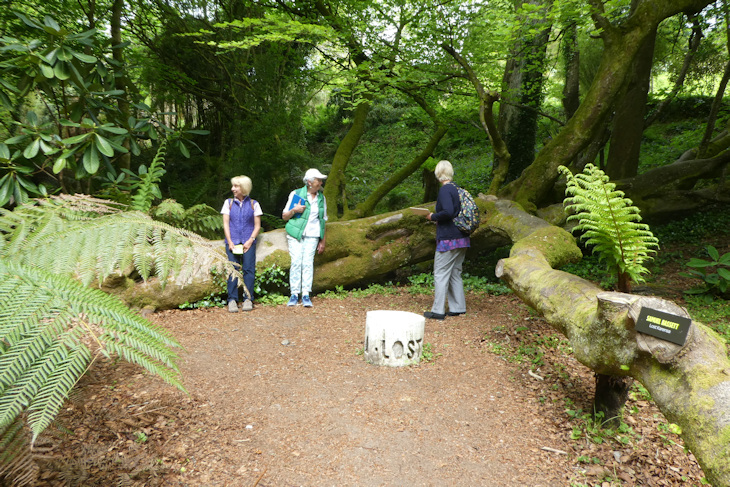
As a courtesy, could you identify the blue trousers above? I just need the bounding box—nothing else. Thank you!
[226,241,256,303]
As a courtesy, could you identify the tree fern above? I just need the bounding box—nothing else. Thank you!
[0,260,186,441]
[152,199,223,240]
[0,194,239,484]
[558,164,659,292]
[0,195,238,288]
[0,419,37,487]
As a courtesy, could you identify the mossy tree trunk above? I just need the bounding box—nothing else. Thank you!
[495,201,730,486]
[441,44,510,195]
[498,0,552,185]
[348,94,448,219]
[323,99,371,221]
[605,20,657,180]
[499,0,715,212]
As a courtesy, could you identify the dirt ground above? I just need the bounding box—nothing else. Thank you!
[32,288,711,487]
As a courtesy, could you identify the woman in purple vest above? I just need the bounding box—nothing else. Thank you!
[221,176,262,313]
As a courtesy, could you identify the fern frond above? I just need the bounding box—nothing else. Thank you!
[559,164,659,288]
[130,141,167,212]
[0,419,38,486]
[0,259,185,444]
[0,195,238,288]
[152,200,223,240]
[26,345,91,441]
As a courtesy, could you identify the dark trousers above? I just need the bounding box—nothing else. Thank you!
[226,241,256,303]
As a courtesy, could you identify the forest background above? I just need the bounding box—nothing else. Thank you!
[2,0,730,485]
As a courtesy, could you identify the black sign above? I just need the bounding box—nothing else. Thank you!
[635,307,692,346]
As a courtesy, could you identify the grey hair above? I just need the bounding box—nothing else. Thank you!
[434,160,454,182]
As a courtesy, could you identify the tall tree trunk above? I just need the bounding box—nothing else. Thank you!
[351,123,447,218]
[499,0,715,212]
[498,0,553,185]
[698,2,730,158]
[605,22,657,180]
[441,43,510,195]
[561,22,580,121]
[111,0,131,171]
[348,91,447,218]
[323,100,370,221]
[644,16,703,127]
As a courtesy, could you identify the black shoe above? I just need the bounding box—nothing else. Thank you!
[447,311,466,316]
[424,311,445,320]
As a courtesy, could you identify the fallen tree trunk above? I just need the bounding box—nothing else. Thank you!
[257,195,522,291]
[494,201,730,486]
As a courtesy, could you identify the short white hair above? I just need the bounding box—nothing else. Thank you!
[231,176,252,196]
[434,160,454,182]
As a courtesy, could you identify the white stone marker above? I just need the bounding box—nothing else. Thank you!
[364,310,425,366]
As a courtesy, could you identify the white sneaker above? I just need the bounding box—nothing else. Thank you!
[242,299,253,311]
[228,300,239,313]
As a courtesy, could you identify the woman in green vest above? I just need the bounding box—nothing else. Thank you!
[282,168,328,308]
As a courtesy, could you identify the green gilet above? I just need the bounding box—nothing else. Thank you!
[285,186,326,240]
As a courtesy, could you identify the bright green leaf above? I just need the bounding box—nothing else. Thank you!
[71,51,97,63]
[39,63,54,78]
[82,146,100,173]
[23,138,40,159]
[53,62,71,80]
[62,133,91,144]
[95,134,115,157]
[56,47,73,61]
[52,156,67,173]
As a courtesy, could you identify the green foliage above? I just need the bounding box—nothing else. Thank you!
[124,141,167,213]
[406,273,434,295]
[559,164,659,290]
[561,253,617,290]
[566,409,638,447]
[0,195,236,288]
[0,259,184,443]
[0,14,202,206]
[320,282,400,300]
[639,119,706,173]
[255,264,288,297]
[462,274,512,295]
[0,195,240,469]
[420,342,441,363]
[683,296,730,344]
[179,293,226,310]
[653,206,730,245]
[151,200,222,241]
[680,246,730,300]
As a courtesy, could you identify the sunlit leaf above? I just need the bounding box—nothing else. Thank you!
[23,138,40,159]
[39,63,54,78]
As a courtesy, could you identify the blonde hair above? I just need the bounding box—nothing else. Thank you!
[434,160,454,182]
[231,176,252,196]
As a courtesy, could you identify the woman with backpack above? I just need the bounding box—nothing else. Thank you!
[423,160,469,320]
[221,175,262,313]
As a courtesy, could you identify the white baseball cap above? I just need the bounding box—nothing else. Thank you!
[303,168,328,181]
